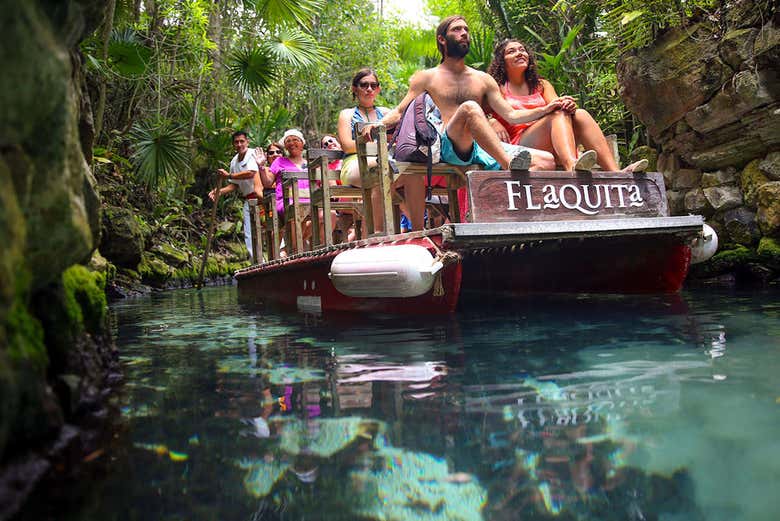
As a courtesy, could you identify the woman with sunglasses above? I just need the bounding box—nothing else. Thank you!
[486,39,647,173]
[320,134,343,172]
[336,68,395,232]
[259,143,283,195]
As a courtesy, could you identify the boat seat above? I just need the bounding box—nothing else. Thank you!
[356,123,479,233]
[306,148,364,248]
[280,169,311,255]
[250,189,280,260]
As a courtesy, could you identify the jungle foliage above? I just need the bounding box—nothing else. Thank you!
[83,0,718,215]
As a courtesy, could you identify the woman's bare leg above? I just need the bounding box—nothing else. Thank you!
[345,158,386,232]
[519,110,578,170]
[571,109,620,171]
[396,176,425,231]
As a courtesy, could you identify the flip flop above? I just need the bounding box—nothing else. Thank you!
[509,149,532,171]
[624,159,649,173]
[574,150,598,172]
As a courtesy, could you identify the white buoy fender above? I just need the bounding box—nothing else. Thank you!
[329,244,444,298]
[690,223,718,264]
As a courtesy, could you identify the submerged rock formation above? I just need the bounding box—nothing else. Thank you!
[617,0,779,284]
[0,1,119,518]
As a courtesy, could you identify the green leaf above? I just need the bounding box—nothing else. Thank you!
[560,24,582,53]
[107,28,151,76]
[253,0,326,28]
[621,11,644,26]
[226,47,278,95]
[130,121,191,189]
[263,27,327,69]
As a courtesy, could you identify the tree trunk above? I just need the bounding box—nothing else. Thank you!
[93,0,116,143]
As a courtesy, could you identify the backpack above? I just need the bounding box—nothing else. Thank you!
[390,91,442,198]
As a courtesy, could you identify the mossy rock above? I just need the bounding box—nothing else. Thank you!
[62,265,107,336]
[740,159,770,208]
[629,145,658,172]
[100,205,145,268]
[0,156,26,325]
[138,252,173,287]
[88,249,116,281]
[1,292,64,461]
[151,242,189,268]
[33,265,108,364]
[6,294,47,371]
[689,244,759,278]
[757,237,780,270]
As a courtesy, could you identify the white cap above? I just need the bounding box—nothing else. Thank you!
[280,128,305,146]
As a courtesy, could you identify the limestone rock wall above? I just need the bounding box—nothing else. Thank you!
[617,0,780,282]
[0,1,118,518]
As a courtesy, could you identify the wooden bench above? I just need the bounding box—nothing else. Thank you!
[355,123,479,233]
[307,148,365,248]
[280,169,311,255]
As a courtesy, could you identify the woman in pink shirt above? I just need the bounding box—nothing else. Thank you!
[487,39,647,173]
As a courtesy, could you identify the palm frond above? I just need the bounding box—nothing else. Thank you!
[225,46,278,95]
[108,28,151,76]
[465,29,494,72]
[242,106,291,148]
[130,121,191,189]
[253,0,326,28]
[263,27,328,69]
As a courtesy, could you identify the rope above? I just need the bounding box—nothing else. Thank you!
[425,237,461,297]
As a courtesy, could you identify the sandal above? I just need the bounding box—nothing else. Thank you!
[574,150,598,172]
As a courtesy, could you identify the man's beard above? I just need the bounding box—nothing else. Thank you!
[445,35,470,59]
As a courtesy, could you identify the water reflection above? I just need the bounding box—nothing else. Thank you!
[32,287,780,521]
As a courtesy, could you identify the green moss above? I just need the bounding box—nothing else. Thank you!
[152,242,189,267]
[690,244,759,278]
[138,252,173,287]
[757,237,780,269]
[62,264,107,336]
[740,159,770,208]
[5,296,47,371]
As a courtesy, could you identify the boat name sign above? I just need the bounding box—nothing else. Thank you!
[505,182,645,215]
[466,170,668,222]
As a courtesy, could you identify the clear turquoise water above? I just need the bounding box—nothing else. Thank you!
[59,287,780,520]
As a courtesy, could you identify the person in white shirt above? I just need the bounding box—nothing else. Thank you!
[209,130,261,259]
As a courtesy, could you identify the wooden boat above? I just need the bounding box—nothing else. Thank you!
[235,167,716,314]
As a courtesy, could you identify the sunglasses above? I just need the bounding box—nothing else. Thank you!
[322,138,337,147]
[267,149,282,156]
[357,81,379,90]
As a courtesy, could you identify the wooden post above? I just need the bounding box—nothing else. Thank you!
[268,194,280,260]
[356,137,375,236]
[308,157,322,249]
[197,176,222,289]
[375,127,394,234]
[248,198,263,263]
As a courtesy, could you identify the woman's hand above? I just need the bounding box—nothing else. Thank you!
[489,117,510,143]
[557,95,577,114]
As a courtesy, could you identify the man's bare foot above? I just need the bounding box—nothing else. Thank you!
[509,149,532,171]
[574,150,598,172]
[623,159,649,173]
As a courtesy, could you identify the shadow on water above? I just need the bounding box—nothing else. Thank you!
[16,286,780,521]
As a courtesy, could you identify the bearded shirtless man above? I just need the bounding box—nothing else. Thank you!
[363,15,557,230]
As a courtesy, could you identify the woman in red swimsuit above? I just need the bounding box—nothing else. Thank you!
[486,39,647,173]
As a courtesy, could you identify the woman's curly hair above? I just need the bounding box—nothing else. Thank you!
[487,39,541,94]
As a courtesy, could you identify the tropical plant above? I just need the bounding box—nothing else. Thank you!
[129,120,191,189]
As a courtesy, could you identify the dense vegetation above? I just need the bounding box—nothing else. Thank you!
[85,0,719,283]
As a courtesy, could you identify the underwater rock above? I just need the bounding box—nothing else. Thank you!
[351,447,486,521]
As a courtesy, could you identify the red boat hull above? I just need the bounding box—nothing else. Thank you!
[236,235,462,314]
[458,235,691,296]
